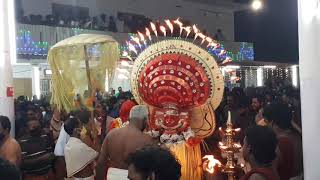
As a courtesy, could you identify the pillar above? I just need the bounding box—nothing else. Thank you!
[0,0,16,136]
[256,67,263,87]
[32,66,41,99]
[298,0,320,179]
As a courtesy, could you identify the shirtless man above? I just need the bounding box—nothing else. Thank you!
[96,105,156,180]
[0,116,21,167]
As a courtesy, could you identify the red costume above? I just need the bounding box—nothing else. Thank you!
[119,100,136,122]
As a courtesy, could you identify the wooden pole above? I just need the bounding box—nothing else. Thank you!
[83,45,100,151]
[84,45,92,95]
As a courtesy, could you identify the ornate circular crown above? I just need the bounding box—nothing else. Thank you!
[126,18,231,138]
[130,39,224,110]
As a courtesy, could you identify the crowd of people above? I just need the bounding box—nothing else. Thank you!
[0,82,303,180]
[16,9,227,40]
[16,8,153,33]
[17,12,120,32]
[210,82,303,180]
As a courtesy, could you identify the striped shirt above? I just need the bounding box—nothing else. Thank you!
[18,132,54,175]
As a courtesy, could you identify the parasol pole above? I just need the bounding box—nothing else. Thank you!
[83,45,100,151]
[84,45,93,95]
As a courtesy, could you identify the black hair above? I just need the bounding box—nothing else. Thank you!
[0,158,20,180]
[64,117,80,136]
[75,109,90,124]
[26,106,37,113]
[232,87,245,96]
[127,146,181,180]
[0,116,11,132]
[238,96,250,108]
[226,92,234,97]
[245,126,278,165]
[26,117,40,123]
[262,103,292,129]
[251,96,264,104]
[118,94,127,101]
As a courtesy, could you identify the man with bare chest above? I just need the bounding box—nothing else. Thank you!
[0,116,21,167]
[96,105,156,180]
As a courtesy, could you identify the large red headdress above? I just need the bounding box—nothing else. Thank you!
[128,20,226,144]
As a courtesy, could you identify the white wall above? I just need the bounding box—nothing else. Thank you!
[13,64,32,78]
[21,0,235,40]
[298,0,320,179]
[0,0,15,136]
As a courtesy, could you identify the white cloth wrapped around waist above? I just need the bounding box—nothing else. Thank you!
[107,168,129,180]
[74,175,95,180]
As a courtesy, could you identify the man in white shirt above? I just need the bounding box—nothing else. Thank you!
[54,123,70,180]
[54,124,70,156]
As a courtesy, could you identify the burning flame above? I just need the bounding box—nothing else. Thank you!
[235,128,241,132]
[198,33,206,44]
[209,42,218,49]
[221,57,232,65]
[174,18,183,36]
[220,145,228,150]
[234,143,242,148]
[138,31,145,42]
[160,25,166,37]
[227,111,232,125]
[131,36,141,48]
[150,22,158,37]
[193,24,199,34]
[193,25,200,40]
[184,26,192,38]
[202,155,221,174]
[165,19,173,35]
[206,37,213,47]
[219,50,227,56]
[145,28,152,41]
[127,42,137,55]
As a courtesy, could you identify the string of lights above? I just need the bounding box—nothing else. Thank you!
[16,30,49,56]
[16,28,112,57]
[227,42,254,61]
[208,42,254,61]
[16,27,254,61]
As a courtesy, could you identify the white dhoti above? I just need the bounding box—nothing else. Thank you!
[74,175,95,180]
[107,168,129,180]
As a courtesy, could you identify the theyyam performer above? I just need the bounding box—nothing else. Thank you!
[127,18,229,180]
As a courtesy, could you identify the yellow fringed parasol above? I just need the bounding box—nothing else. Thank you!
[48,34,120,112]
